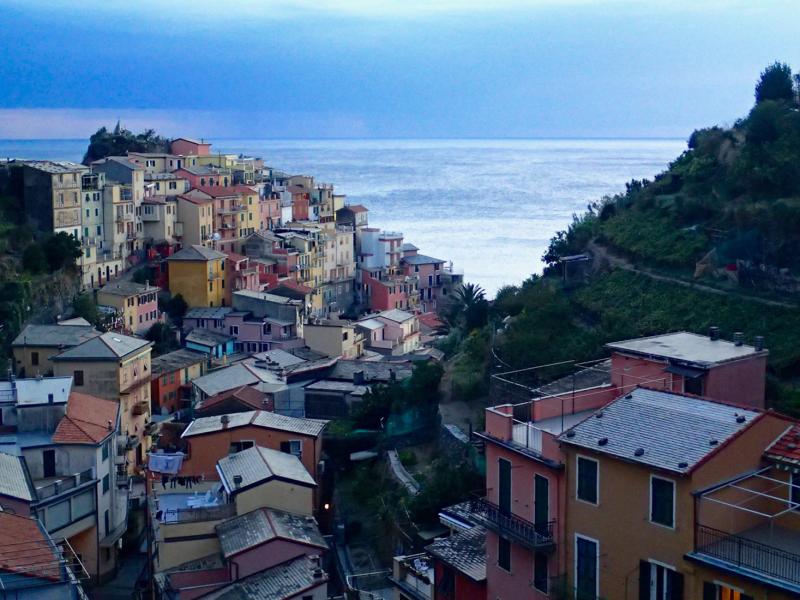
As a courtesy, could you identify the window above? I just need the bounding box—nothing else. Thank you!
[575,535,599,600]
[31,351,39,366]
[342,331,349,341]
[102,442,109,461]
[229,440,254,454]
[684,375,704,396]
[280,440,302,458]
[229,325,239,335]
[640,561,683,600]
[533,552,548,593]
[650,476,675,528]
[497,536,511,572]
[74,370,84,386]
[577,456,598,504]
[702,582,753,600]
[102,474,109,494]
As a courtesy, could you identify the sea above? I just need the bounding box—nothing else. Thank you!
[0,138,685,297]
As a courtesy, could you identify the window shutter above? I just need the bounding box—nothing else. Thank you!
[638,561,651,600]
[280,441,291,453]
[669,571,684,600]
[702,582,716,600]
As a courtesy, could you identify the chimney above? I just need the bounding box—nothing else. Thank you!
[221,414,230,429]
[353,370,365,385]
[107,419,113,431]
[733,332,744,346]
[709,326,720,341]
[754,335,765,352]
[389,368,396,382]
[233,474,242,488]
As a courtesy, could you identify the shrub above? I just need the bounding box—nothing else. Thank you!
[22,243,47,274]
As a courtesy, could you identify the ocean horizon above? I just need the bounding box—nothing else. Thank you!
[0,137,685,296]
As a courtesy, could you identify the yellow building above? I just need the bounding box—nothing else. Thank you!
[51,332,153,473]
[97,280,161,335]
[176,194,214,247]
[167,244,227,308]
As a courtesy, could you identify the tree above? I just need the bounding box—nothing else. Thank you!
[82,125,171,164]
[72,293,99,326]
[755,62,794,104]
[165,293,188,320]
[442,282,489,332]
[145,322,179,355]
[43,233,82,272]
[131,267,150,285]
[22,243,47,274]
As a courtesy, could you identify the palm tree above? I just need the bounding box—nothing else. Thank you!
[443,282,489,332]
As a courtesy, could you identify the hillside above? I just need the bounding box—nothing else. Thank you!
[456,62,800,416]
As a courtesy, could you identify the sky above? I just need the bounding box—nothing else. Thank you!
[0,0,798,139]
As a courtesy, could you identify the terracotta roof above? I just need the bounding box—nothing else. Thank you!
[52,392,118,444]
[345,204,368,213]
[0,512,60,584]
[765,423,800,467]
[195,185,255,198]
[199,386,271,413]
[177,193,213,205]
[225,252,248,263]
[274,280,314,295]
[418,312,443,329]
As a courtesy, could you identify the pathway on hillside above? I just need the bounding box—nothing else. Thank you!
[586,240,797,309]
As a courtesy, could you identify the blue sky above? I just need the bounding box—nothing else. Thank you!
[0,0,798,139]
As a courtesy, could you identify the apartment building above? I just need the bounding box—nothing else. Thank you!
[166,244,227,308]
[150,348,207,416]
[12,321,101,377]
[97,279,161,335]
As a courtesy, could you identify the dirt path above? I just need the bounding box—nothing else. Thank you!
[587,240,797,309]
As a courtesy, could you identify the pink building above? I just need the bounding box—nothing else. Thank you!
[260,191,282,230]
[474,328,768,599]
[183,306,302,353]
[170,137,212,156]
[362,270,418,312]
[172,166,231,189]
[401,248,446,313]
[224,253,260,305]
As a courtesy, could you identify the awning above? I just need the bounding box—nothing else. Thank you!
[665,364,705,379]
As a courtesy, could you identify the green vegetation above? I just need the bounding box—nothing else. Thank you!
[83,123,170,165]
[164,293,188,321]
[145,322,180,356]
[72,293,100,326]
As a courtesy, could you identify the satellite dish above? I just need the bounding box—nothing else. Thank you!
[212,233,221,241]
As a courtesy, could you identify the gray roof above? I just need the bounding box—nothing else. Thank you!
[402,254,445,265]
[534,359,611,397]
[91,156,142,170]
[0,377,72,406]
[255,349,307,368]
[203,554,327,600]
[0,452,34,501]
[557,388,760,474]
[234,290,300,305]
[99,280,159,297]
[23,160,86,174]
[192,364,259,397]
[185,329,233,348]
[52,332,151,361]
[216,446,315,494]
[379,309,415,323]
[426,526,486,582]
[168,244,227,262]
[216,508,325,558]
[182,410,327,438]
[304,380,369,395]
[12,324,100,348]
[185,307,234,320]
[606,331,765,367]
[356,318,383,331]
[329,360,412,383]
[151,349,206,378]
[401,243,419,251]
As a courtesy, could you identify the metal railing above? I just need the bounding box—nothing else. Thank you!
[35,468,95,500]
[512,420,543,453]
[695,525,800,586]
[469,497,556,551]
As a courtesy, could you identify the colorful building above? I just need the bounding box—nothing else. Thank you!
[167,244,227,308]
[150,348,207,416]
[96,279,161,335]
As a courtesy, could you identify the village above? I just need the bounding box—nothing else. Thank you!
[0,138,798,600]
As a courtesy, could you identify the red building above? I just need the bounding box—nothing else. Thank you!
[426,526,487,600]
[170,137,212,156]
[224,252,260,305]
[289,185,309,221]
[150,348,207,416]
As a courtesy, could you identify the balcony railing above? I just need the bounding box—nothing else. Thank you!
[35,468,96,500]
[694,525,800,588]
[512,420,543,454]
[469,497,555,551]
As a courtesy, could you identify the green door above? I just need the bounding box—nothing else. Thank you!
[499,458,511,515]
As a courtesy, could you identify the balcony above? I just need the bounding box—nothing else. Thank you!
[117,434,140,452]
[217,205,246,215]
[468,497,555,551]
[34,468,96,501]
[131,399,149,416]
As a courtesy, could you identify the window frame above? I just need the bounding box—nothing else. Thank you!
[576,454,599,506]
[574,533,599,600]
[650,474,676,529]
[497,535,511,573]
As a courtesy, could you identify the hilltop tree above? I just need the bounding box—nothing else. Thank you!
[43,233,82,272]
[755,62,794,104]
[82,125,171,164]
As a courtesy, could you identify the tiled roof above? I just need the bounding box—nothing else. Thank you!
[198,386,270,413]
[12,324,100,348]
[216,507,325,558]
[557,388,760,475]
[99,280,159,297]
[379,309,415,323]
[191,364,260,397]
[52,332,151,361]
[151,348,206,377]
[172,137,209,146]
[0,452,35,501]
[417,312,443,330]
[356,318,383,331]
[203,555,327,600]
[168,244,227,262]
[606,331,765,366]
[185,307,233,320]
[52,392,118,445]
[194,186,240,198]
[182,410,327,438]
[91,156,142,170]
[345,204,368,213]
[765,423,800,468]
[401,254,445,265]
[0,513,60,583]
[216,446,315,494]
[426,526,487,582]
[185,329,233,348]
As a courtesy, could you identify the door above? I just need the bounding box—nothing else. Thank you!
[498,458,511,515]
[534,474,549,535]
[576,536,598,600]
[43,449,56,478]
